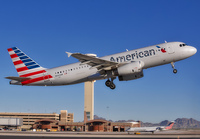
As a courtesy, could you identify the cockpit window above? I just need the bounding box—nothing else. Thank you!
[180,43,187,47]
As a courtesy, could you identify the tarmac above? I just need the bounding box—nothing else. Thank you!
[0,130,199,139]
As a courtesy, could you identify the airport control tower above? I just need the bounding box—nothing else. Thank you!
[84,81,94,122]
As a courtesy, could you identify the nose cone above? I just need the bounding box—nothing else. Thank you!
[188,46,197,56]
[181,46,197,59]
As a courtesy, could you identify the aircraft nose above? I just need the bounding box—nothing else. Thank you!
[181,46,197,58]
[188,46,197,56]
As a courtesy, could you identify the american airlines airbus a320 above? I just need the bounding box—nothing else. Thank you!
[6,41,197,89]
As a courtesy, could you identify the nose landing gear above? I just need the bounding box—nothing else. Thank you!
[105,78,116,89]
[171,62,177,74]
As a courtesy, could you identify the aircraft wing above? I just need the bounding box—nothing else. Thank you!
[5,76,31,82]
[66,52,120,70]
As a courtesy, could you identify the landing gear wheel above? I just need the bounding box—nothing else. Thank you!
[105,78,116,90]
[173,69,177,74]
[171,62,178,74]
[105,80,111,87]
[109,82,116,90]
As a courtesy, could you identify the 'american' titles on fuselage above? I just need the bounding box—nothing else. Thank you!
[110,48,156,63]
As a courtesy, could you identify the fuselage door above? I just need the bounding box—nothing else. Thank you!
[167,44,175,54]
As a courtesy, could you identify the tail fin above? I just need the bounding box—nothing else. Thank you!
[165,121,174,130]
[7,47,46,78]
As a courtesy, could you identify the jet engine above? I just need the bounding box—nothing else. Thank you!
[118,70,144,81]
[114,61,144,76]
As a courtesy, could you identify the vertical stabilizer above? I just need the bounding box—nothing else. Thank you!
[165,122,174,130]
[7,47,52,85]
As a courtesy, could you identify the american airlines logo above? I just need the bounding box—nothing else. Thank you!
[156,46,167,53]
[110,46,167,63]
[110,49,156,63]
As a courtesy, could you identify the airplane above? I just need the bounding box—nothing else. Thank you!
[5,41,197,89]
[126,121,175,134]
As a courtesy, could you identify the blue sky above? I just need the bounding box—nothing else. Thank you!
[0,0,200,123]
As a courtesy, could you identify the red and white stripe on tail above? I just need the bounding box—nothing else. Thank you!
[7,47,52,85]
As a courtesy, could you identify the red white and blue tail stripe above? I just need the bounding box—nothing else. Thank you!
[7,47,52,85]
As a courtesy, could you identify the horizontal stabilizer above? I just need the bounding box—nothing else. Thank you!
[5,76,31,82]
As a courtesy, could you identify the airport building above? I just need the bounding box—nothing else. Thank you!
[0,110,73,129]
[33,119,140,132]
[0,118,23,129]
[0,110,140,132]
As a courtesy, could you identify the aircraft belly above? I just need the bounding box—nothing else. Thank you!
[143,57,163,69]
[143,53,177,69]
[52,69,98,85]
[87,73,105,81]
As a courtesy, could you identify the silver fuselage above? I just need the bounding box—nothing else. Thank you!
[11,41,197,86]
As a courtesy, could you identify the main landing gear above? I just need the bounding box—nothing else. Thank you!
[171,62,177,74]
[105,78,116,90]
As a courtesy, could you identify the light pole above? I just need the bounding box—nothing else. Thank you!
[107,106,109,132]
[84,106,86,132]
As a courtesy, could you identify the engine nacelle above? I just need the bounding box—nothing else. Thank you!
[118,71,144,81]
[114,61,144,76]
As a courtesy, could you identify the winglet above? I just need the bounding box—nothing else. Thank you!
[65,52,72,57]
